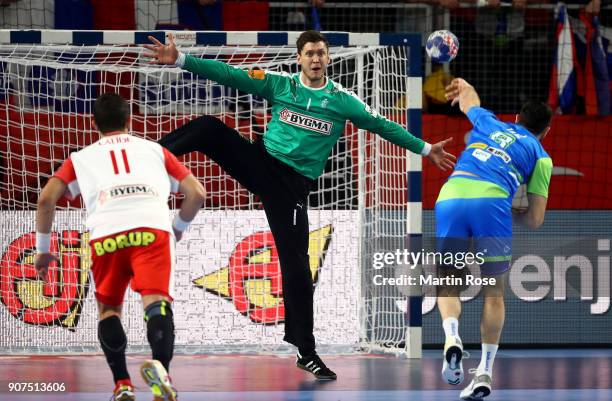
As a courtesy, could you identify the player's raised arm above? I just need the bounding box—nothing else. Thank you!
[144,33,281,100]
[343,93,456,171]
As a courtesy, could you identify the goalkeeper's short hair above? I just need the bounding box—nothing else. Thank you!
[296,30,329,54]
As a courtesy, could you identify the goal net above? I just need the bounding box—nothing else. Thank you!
[0,31,422,355]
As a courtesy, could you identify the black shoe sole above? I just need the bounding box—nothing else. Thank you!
[470,385,491,399]
[443,345,464,385]
[445,345,463,366]
[296,363,337,380]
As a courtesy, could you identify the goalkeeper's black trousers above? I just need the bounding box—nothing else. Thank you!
[159,115,317,355]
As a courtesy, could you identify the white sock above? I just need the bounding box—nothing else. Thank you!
[442,317,460,340]
[477,343,498,377]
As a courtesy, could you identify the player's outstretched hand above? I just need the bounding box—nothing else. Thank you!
[144,33,179,65]
[34,252,59,281]
[427,137,456,171]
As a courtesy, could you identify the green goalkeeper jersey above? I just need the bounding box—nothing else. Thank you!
[180,55,428,180]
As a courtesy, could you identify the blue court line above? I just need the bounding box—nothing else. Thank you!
[3,389,611,401]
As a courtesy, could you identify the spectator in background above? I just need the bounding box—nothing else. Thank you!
[473,0,529,47]
[584,0,600,15]
[473,0,530,112]
[565,0,600,16]
[396,62,460,114]
[423,64,462,114]
[286,0,325,31]
[399,0,467,41]
[397,0,466,114]
[565,0,607,23]
[177,0,221,30]
[454,0,551,113]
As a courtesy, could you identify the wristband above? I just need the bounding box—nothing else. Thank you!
[175,52,186,68]
[36,232,51,253]
[172,214,191,232]
[421,142,432,156]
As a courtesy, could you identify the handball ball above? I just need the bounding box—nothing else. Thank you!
[426,30,459,63]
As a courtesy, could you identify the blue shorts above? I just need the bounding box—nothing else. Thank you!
[435,179,512,275]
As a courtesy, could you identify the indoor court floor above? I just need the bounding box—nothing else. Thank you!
[1,349,611,401]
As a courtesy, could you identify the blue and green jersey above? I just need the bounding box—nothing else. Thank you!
[442,106,552,201]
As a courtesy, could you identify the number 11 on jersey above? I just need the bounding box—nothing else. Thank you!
[109,149,131,174]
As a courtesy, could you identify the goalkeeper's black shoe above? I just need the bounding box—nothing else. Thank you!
[296,352,337,380]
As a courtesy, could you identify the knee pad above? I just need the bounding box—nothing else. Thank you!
[144,300,173,322]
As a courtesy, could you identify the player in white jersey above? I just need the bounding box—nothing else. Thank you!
[34,93,206,401]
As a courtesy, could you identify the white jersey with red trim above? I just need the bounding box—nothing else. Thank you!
[54,133,190,240]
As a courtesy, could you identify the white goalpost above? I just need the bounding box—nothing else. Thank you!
[0,30,422,357]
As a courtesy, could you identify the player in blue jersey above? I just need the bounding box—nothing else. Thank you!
[437,78,553,400]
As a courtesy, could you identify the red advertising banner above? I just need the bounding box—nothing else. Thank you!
[2,111,610,210]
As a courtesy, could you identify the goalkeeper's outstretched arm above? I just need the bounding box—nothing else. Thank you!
[343,93,456,171]
[144,33,279,100]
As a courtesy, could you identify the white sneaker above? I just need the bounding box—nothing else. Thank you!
[441,336,466,385]
[460,369,492,400]
[140,359,177,401]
